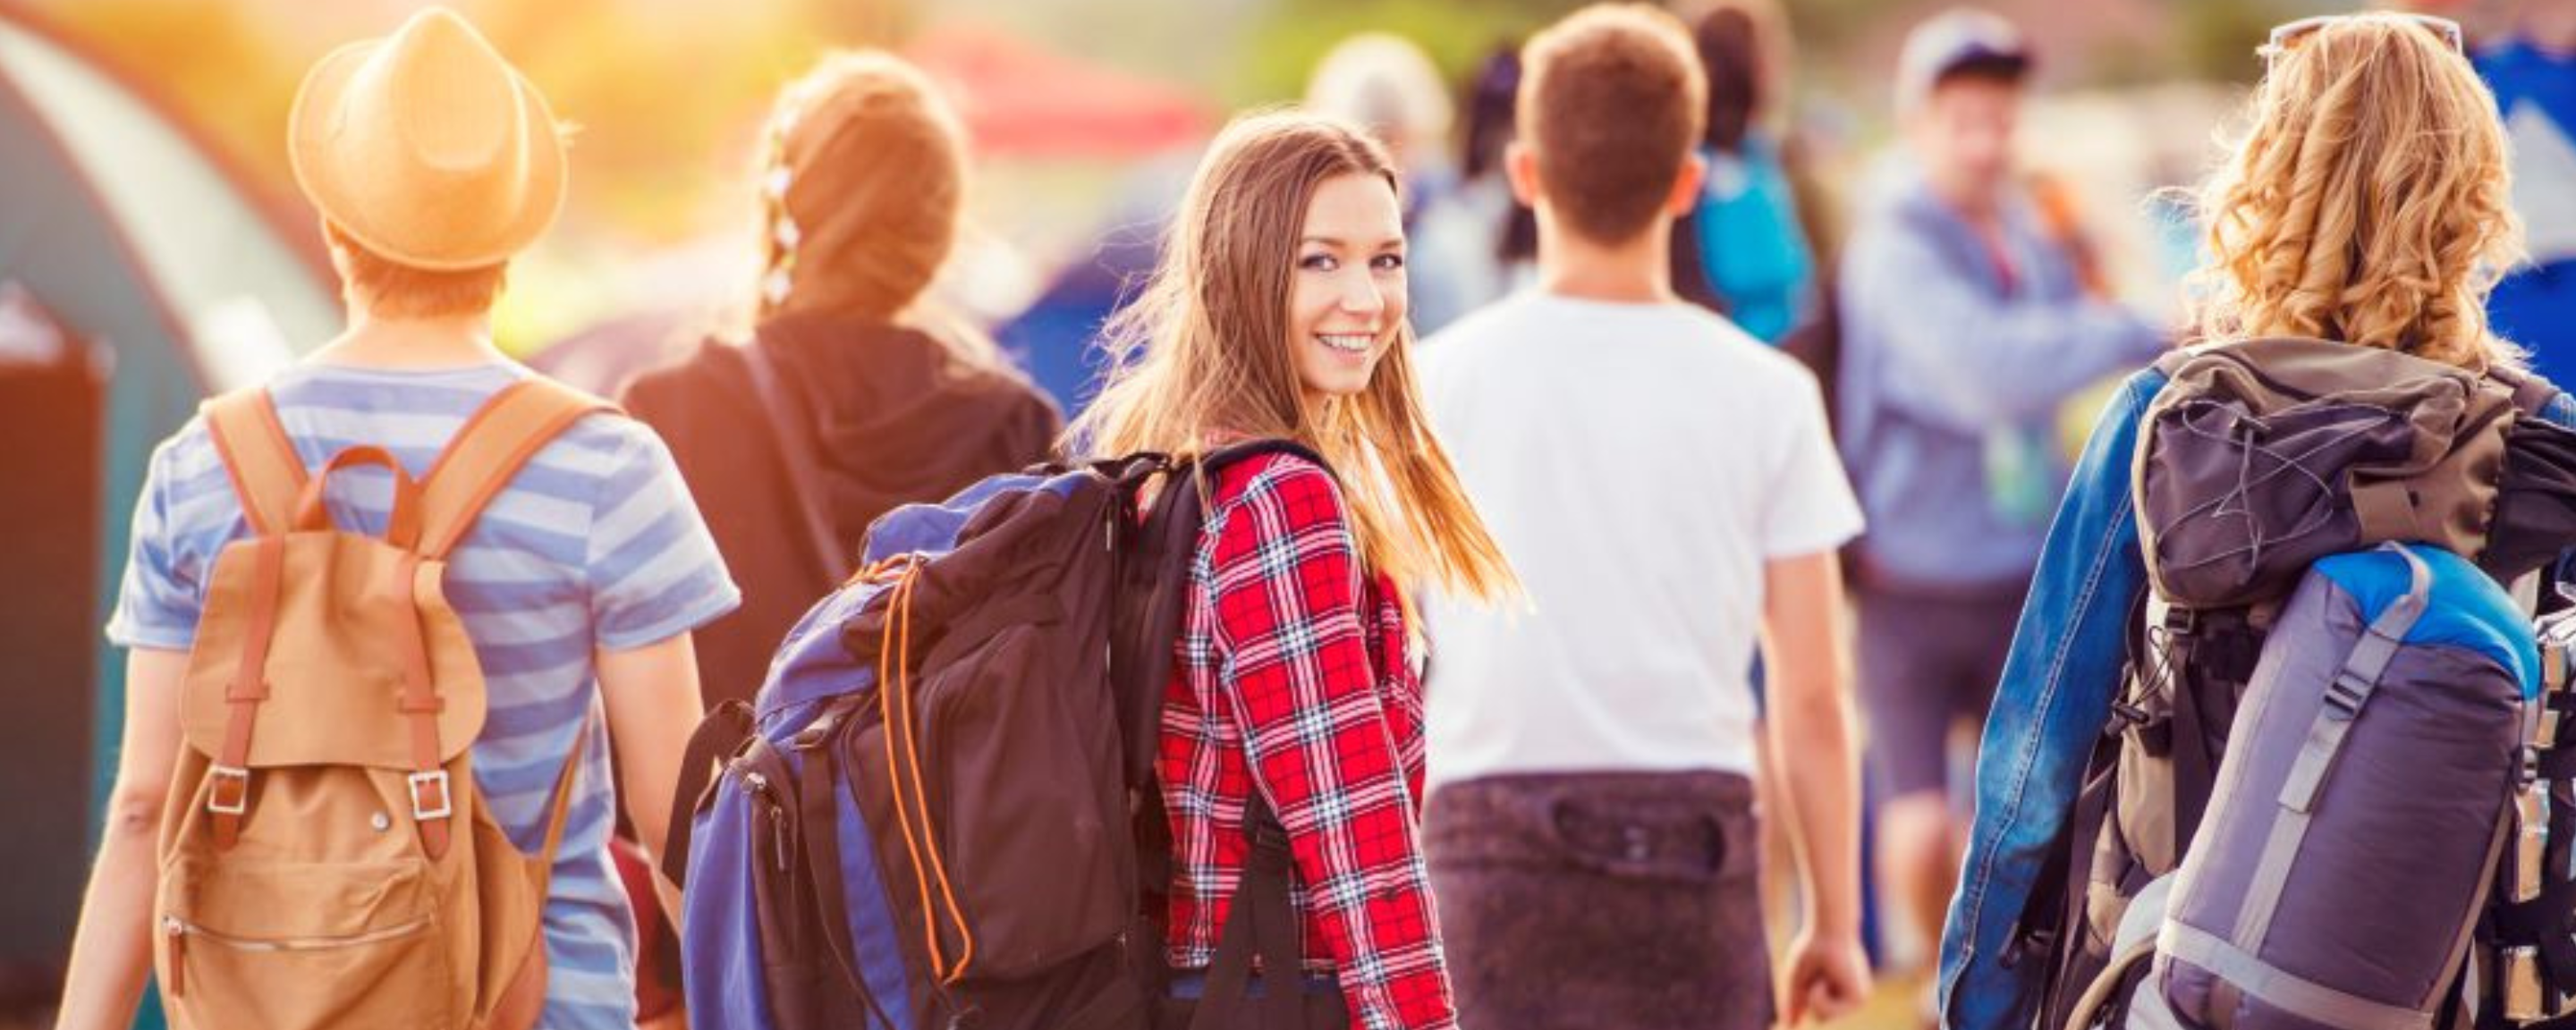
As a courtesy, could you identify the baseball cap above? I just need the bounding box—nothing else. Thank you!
[1894,8,2034,113]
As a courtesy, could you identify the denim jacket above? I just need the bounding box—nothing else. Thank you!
[1935,365,2576,1030]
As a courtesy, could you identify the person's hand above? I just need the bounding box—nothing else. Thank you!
[1778,925,1873,1027]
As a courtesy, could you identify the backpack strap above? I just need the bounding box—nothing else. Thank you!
[2487,362,2561,419]
[2152,347,2199,381]
[530,713,593,865]
[1185,797,1309,1030]
[206,534,289,850]
[416,377,615,560]
[202,388,309,537]
[1121,440,1329,1028]
[660,699,757,887]
[199,388,301,840]
[1115,439,1331,786]
[395,377,606,857]
[393,547,460,860]
[741,338,850,583]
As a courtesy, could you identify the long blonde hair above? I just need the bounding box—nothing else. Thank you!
[2189,13,2522,369]
[1070,109,1517,604]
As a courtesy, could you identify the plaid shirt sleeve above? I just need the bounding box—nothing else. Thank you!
[1206,460,1457,1030]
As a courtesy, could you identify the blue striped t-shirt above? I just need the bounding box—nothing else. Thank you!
[106,360,741,1030]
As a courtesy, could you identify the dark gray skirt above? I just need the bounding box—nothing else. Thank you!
[1425,770,1774,1030]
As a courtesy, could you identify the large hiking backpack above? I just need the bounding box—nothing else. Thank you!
[154,379,611,1030]
[665,441,1329,1030]
[2016,338,2576,1030]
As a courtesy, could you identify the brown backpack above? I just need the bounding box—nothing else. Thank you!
[152,377,611,1030]
[2135,336,2552,609]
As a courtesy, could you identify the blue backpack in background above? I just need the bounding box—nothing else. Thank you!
[1687,137,1816,344]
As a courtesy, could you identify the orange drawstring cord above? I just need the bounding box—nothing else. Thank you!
[872,558,977,984]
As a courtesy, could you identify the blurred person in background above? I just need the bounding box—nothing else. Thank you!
[1410,44,1538,334]
[1307,31,1476,330]
[622,52,1060,711]
[1417,7,1869,1028]
[1834,6,2165,1000]
[1669,0,1826,345]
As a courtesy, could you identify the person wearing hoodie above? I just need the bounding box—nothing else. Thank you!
[623,52,1061,708]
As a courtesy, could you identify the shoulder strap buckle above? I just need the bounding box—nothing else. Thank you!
[206,765,250,815]
[408,769,453,821]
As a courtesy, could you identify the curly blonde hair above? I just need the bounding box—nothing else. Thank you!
[2190,13,2522,369]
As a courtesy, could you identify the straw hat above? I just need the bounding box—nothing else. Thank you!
[288,7,565,271]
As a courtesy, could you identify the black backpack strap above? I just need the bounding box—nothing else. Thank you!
[786,707,901,1030]
[1188,797,1309,1030]
[662,699,758,885]
[1112,439,1330,1028]
[741,337,850,583]
[1198,439,1329,480]
[1114,439,1329,785]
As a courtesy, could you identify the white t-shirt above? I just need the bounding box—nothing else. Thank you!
[1415,291,1863,786]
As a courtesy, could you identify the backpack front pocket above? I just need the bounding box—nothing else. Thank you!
[915,618,1131,981]
[158,857,452,1030]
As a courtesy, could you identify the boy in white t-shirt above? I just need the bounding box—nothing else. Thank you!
[1414,6,1869,1028]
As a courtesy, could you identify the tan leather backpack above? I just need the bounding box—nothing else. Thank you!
[153,377,611,1030]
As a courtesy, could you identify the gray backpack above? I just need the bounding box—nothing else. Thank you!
[2158,543,2534,1030]
[2017,339,2576,1030]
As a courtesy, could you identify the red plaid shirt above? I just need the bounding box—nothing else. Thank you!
[1157,453,1454,1030]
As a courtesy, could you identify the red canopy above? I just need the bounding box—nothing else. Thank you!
[906,21,1211,158]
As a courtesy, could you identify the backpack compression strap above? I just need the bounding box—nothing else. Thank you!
[203,388,309,537]
[416,377,616,560]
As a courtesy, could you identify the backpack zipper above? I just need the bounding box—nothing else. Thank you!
[743,771,788,874]
[161,913,433,956]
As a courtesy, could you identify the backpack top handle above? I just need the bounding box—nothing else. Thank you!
[290,445,424,549]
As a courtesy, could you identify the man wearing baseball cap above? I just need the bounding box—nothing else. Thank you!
[56,10,735,1030]
[1831,7,2165,1004]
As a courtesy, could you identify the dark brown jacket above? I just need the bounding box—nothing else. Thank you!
[622,312,1061,704]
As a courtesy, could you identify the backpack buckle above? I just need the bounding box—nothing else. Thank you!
[408,770,453,821]
[2325,671,2372,719]
[206,765,250,815]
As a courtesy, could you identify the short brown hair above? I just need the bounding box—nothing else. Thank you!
[326,222,508,318]
[1519,4,1707,245]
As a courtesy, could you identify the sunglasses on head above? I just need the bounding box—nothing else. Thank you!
[2260,13,2466,68]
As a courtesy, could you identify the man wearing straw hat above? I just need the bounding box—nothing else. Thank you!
[55,9,735,1029]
